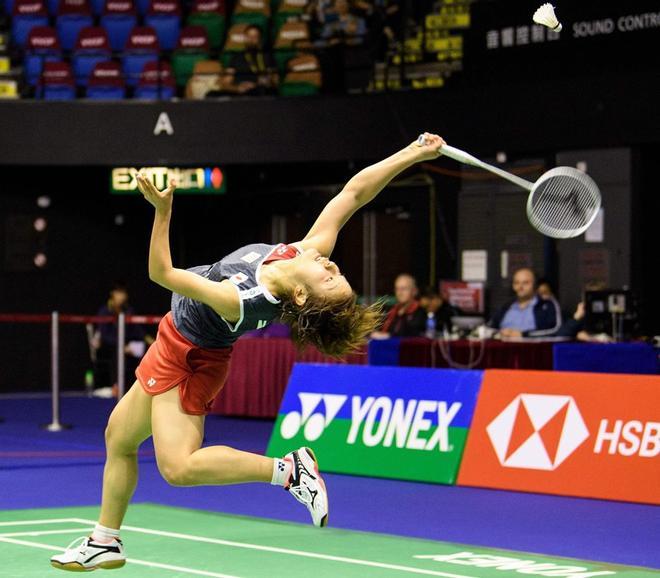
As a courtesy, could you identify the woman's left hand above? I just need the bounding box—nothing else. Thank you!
[136,173,176,213]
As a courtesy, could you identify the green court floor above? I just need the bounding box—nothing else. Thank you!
[0,504,657,578]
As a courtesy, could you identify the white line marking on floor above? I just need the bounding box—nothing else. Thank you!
[69,517,479,578]
[0,528,93,538]
[129,558,241,578]
[0,518,82,527]
[0,536,241,578]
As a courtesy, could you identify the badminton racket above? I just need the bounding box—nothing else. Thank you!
[417,135,601,239]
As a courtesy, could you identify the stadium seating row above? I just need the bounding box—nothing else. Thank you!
[2,0,320,98]
[23,21,312,85]
[23,24,212,86]
[34,50,320,99]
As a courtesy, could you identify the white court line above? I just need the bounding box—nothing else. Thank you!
[0,518,82,527]
[0,536,241,578]
[0,528,93,538]
[68,517,477,578]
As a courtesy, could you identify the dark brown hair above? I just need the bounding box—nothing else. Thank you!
[280,291,383,357]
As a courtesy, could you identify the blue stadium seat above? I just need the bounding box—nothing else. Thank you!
[56,0,93,50]
[86,60,126,98]
[100,0,137,51]
[71,26,112,85]
[88,0,103,14]
[121,25,160,86]
[134,59,175,99]
[11,0,49,47]
[36,60,76,99]
[24,26,62,86]
[144,0,181,51]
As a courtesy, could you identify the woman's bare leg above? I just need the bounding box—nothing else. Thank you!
[98,381,153,529]
[151,387,272,487]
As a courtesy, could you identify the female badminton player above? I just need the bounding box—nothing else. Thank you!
[50,133,445,572]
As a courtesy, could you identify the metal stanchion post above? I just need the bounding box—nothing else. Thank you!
[117,312,126,400]
[42,311,69,431]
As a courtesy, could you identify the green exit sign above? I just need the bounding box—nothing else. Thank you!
[111,167,226,195]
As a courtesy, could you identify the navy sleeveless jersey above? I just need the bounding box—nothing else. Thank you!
[171,243,300,349]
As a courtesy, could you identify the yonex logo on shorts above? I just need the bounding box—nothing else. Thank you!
[280,393,347,441]
[487,394,589,471]
[147,378,157,387]
[229,272,248,285]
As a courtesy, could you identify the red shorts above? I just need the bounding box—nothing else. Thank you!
[135,312,232,415]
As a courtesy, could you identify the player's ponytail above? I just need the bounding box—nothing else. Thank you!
[280,292,383,357]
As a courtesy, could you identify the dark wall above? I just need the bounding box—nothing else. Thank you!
[1,70,659,166]
[0,163,456,392]
[556,149,633,308]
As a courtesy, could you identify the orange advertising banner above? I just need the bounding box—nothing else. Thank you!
[457,370,660,504]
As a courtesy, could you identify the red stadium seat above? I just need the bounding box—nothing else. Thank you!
[24,26,62,86]
[144,0,181,51]
[86,60,126,98]
[56,0,93,50]
[122,25,160,86]
[72,26,112,85]
[100,0,138,51]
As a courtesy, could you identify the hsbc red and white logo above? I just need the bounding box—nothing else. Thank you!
[458,370,660,505]
[486,394,589,471]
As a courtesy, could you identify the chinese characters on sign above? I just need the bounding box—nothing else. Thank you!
[486,25,560,49]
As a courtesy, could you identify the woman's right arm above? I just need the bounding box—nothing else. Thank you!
[137,173,241,323]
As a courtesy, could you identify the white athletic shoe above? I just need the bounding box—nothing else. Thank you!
[50,536,126,572]
[284,447,329,527]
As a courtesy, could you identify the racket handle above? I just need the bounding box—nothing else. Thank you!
[415,135,482,168]
[416,134,534,192]
[440,145,484,168]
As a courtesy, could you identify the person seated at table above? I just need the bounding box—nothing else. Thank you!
[419,287,460,335]
[554,281,613,342]
[371,273,427,338]
[489,268,561,338]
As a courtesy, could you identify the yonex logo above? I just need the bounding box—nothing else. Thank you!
[487,394,589,471]
[147,377,157,387]
[280,393,347,441]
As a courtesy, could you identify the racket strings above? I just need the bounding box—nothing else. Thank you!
[528,168,600,237]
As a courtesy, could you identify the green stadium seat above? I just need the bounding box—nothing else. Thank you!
[171,25,210,86]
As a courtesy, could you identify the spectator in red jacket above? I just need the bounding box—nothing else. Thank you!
[372,273,427,338]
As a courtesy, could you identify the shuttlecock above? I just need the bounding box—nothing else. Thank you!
[533,3,562,32]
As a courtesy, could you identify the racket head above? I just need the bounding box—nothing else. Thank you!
[526,167,601,239]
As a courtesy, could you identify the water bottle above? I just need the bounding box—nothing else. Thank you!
[425,312,437,339]
[85,369,94,397]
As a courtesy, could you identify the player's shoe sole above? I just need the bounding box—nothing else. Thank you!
[50,559,126,572]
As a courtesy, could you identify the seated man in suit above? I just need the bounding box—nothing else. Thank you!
[489,267,561,338]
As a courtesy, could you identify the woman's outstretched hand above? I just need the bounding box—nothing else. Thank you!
[136,173,176,214]
[411,132,446,161]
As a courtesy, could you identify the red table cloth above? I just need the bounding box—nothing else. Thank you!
[211,338,367,417]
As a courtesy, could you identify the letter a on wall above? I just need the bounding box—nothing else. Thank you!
[154,112,174,136]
